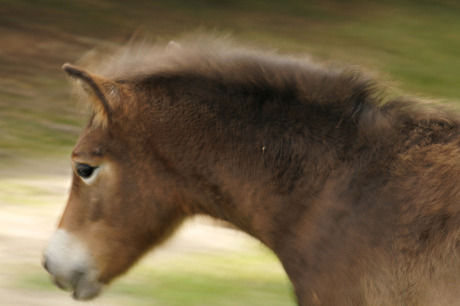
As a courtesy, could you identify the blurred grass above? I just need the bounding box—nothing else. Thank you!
[111,251,291,306]
[1,0,460,305]
[0,177,69,206]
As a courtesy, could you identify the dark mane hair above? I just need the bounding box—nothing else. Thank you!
[77,36,458,135]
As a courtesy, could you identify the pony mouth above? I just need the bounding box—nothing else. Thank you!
[50,274,102,301]
[71,284,102,301]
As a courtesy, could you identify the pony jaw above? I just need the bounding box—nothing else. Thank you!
[43,229,103,300]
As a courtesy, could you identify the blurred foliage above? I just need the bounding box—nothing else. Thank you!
[1,0,460,305]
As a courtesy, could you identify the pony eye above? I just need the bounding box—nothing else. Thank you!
[76,163,96,179]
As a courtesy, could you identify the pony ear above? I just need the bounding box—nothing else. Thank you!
[62,63,125,127]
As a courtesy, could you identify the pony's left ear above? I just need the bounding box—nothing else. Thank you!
[62,63,126,127]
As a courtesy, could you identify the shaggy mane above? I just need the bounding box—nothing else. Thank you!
[74,35,459,133]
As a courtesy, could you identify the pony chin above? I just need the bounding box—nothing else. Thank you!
[43,229,103,300]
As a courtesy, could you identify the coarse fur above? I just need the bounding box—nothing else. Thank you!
[44,36,460,305]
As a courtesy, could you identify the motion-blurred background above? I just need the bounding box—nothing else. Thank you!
[1,1,459,305]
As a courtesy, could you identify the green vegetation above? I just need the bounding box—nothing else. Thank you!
[106,251,291,306]
[2,0,460,304]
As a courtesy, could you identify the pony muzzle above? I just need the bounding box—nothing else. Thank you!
[42,229,103,300]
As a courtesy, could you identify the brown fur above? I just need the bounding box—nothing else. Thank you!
[57,37,460,305]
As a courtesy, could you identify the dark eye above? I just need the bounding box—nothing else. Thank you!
[76,163,96,179]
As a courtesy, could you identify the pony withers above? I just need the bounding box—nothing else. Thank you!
[43,38,460,305]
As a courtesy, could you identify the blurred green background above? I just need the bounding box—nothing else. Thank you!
[1,0,459,305]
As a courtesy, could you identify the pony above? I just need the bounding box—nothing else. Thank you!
[43,38,460,305]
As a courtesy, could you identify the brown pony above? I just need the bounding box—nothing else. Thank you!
[43,38,460,305]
